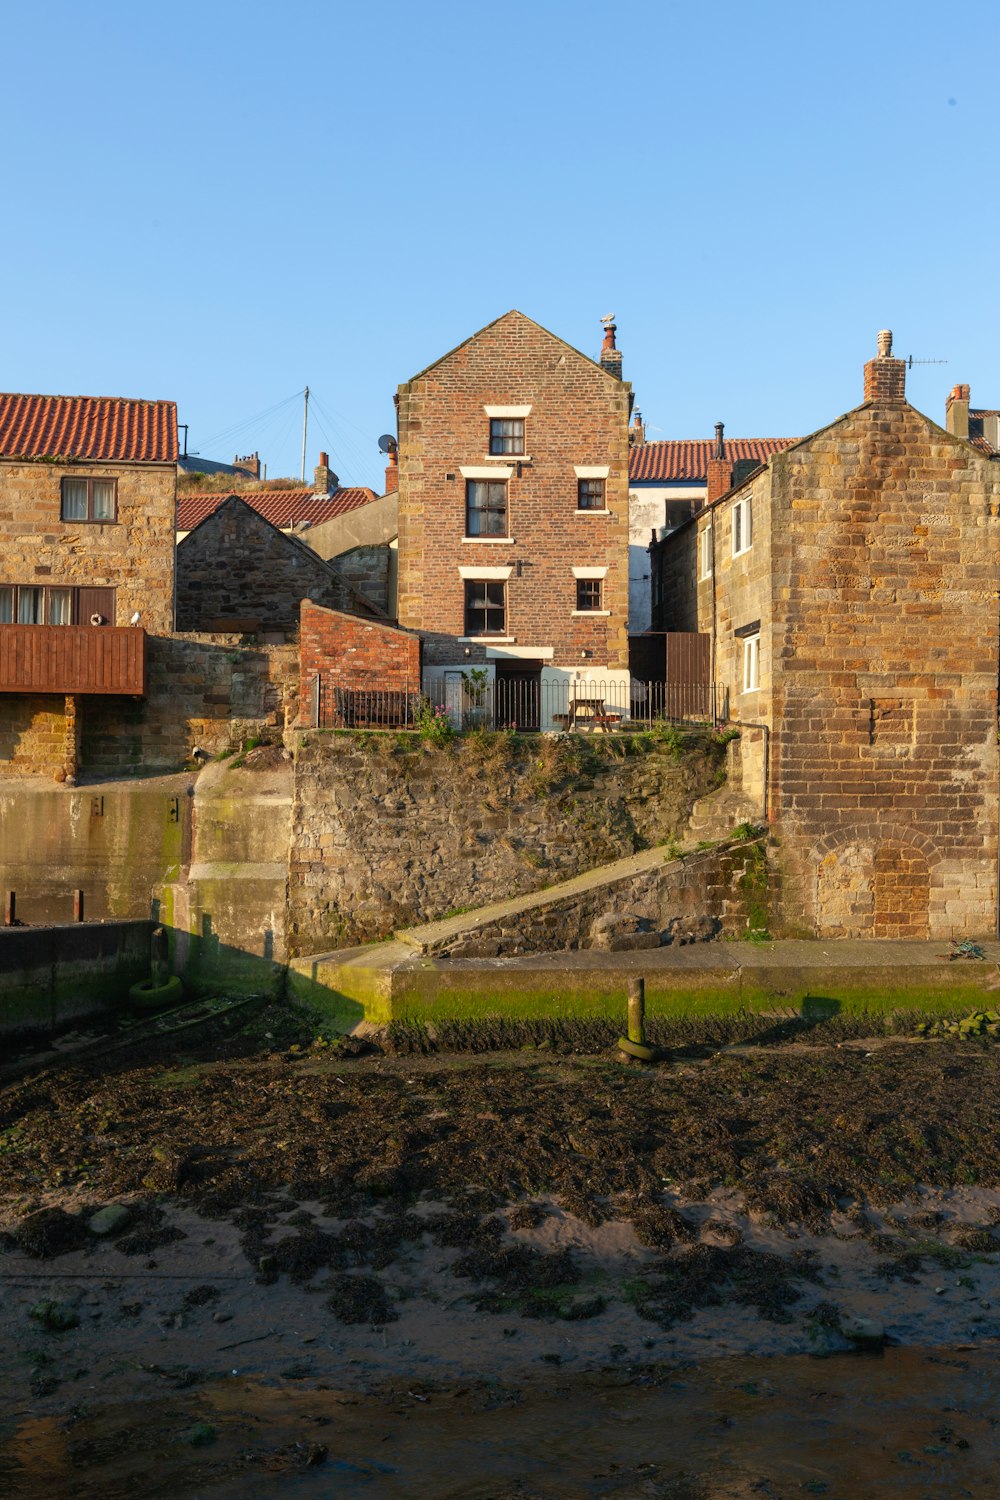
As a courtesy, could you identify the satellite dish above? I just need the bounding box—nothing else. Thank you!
[378,434,397,454]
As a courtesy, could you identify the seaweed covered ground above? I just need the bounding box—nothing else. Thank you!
[2,1001,1000,1488]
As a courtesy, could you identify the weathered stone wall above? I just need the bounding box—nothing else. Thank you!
[287,732,726,953]
[397,310,632,672]
[769,401,1000,937]
[440,842,763,958]
[0,639,298,779]
[328,544,393,617]
[175,497,374,637]
[0,458,175,634]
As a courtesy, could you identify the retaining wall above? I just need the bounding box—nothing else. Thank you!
[0,919,153,1037]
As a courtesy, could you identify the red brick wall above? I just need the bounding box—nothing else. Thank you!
[299,600,421,725]
[396,311,631,670]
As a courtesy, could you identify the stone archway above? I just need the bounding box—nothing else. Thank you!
[812,824,939,939]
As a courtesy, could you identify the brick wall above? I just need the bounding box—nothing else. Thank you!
[0,458,175,634]
[176,496,372,636]
[396,310,631,672]
[300,601,420,726]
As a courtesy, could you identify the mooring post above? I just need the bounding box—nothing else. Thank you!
[73,889,85,923]
[3,891,14,926]
[151,925,168,987]
[627,976,646,1045]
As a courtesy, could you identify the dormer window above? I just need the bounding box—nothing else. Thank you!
[489,418,524,455]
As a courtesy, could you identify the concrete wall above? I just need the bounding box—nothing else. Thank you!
[0,919,154,1037]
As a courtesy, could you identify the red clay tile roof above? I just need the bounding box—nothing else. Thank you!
[0,392,177,463]
[176,486,378,533]
[970,410,999,456]
[629,437,796,483]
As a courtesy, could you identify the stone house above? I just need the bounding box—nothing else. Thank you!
[0,391,177,775]
[628,418,794,632]
[395,311,632,730]
[175,495,384,638]
[651,333,1000,939]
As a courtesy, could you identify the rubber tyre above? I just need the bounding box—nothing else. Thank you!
[128,974,184,1013]
[618,1036,660,1063]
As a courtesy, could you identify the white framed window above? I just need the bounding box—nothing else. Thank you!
[699,525,713,580]
[732,496,752,557]
[742,632,760,693]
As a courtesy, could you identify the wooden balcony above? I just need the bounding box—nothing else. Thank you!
[0,624,147,696]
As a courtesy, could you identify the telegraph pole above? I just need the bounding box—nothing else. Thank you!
[300,386,310,482]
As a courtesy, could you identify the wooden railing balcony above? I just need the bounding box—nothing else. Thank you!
[0,624,147,696]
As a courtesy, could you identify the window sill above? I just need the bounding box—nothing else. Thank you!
[462,536,513,544]
[484,454,531,464]
[458,635,515,644]
[575,509,611,516]
[732,546,752,559]
[572,610,611,617]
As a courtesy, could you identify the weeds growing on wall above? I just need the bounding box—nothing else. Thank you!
[738,840,771,941]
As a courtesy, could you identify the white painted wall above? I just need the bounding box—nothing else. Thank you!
[628,483,704,631]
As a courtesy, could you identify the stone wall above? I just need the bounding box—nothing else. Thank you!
[0,638,298,779]
[175,496,377,637]
[0,458,175,634]
[287,731,726,953]
[396,310,632,672]
[769,400,1000,937]
[441,841,764,958]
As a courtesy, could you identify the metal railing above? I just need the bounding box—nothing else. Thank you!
[310,672,723,732]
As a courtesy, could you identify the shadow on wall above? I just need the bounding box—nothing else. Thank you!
[152,903,287,1000]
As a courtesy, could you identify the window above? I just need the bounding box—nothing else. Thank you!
[61,476,117,522]
[464,579,506,636]
[489,418,524,455]
[577,478,605,511]
[466,479,508,537]
[0,584,114,625]
[575,577,603,611]
[743,633,760,693]
[699,525,713,580]
[732,496,752,557]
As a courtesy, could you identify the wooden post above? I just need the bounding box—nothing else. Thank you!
[3,891,14,926]
[73,889,85,923]
[627,976,646,1045]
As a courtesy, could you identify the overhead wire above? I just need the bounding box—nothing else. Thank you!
[193,388,305,454]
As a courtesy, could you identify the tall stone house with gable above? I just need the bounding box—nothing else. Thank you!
[0,392,177,776]
[651,334,1000,940]
[395,310,632,730]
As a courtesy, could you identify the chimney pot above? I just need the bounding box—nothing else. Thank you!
[713,421,725,460]
[945,382,970,440]
[864,331,906,405]
[599,316,623,380]
[319,451,328,467]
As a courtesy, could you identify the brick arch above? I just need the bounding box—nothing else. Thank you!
[811,824,941,939]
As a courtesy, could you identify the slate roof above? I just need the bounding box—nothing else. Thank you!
[0,392,178,463]
[629,437,796,483]
[176,486,378,533]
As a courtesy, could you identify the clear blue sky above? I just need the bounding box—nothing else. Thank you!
[2,1,995,489]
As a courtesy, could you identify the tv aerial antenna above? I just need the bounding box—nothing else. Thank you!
[904,355,948,369]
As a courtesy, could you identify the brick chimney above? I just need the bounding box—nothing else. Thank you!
[705,421,733,503]
[599,317,622,380]
[233,451,261,480]
[629,408,645,446]
[863,329,906,405]
[313,451,339,495]
[945,383,970,440]
[384,445,399,494]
